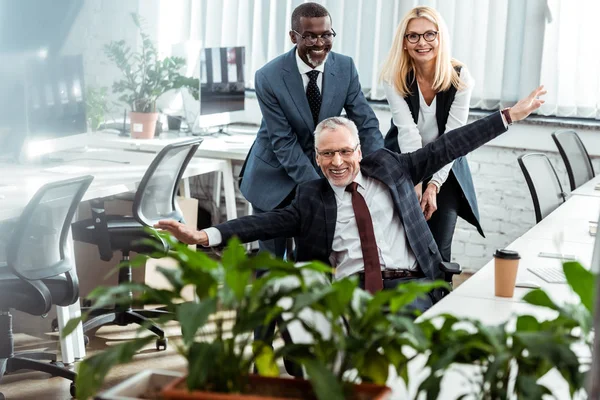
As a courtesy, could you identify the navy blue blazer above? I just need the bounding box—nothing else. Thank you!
[240,47,383,211]
[217,112,506,284]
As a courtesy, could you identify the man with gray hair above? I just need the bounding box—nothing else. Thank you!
[156,86,546,311]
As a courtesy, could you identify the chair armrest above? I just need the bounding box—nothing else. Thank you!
[439,261,462,275]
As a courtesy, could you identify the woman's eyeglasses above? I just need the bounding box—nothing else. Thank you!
[404,31,438,44]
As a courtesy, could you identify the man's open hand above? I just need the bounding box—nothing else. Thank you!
[154,220,208,246]
[508,85,547,122]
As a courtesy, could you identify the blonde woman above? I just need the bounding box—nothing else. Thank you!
[380,6,480,263]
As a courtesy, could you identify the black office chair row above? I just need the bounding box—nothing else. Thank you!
[518,130,594,223]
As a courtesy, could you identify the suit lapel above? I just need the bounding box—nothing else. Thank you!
[321,181,337,254]
[318,53,339,122]
[282,47,314,131]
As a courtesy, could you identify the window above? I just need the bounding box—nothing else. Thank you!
[158,0,600,120]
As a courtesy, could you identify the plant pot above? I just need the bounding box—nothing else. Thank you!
[167,115,183,131]
[161,375,392,400]
[96,369,184,399]
[130,111,159,139]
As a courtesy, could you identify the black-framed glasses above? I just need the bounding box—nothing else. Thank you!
[316,143,359,159]
[292,29,337,45]
[404,30,438,44]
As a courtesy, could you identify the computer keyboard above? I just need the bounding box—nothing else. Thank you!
[527,266,566,284]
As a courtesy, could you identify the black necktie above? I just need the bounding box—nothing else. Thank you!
[346,182,383,293]
[306,70,321,126]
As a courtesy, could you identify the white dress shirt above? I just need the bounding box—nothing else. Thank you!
[329,172,417,280]
[383,66,475,187]
[295,49,326,92]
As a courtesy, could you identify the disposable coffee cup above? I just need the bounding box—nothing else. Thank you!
[494,249,521,297]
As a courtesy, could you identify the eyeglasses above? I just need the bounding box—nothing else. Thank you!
[316,143,359,159]
[292,29,337,45]
[404,30,438,44]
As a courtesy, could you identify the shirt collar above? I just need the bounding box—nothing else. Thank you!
[329,171,366,200]
[295,48,326,76]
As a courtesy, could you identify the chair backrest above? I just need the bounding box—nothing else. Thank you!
[8,175,93,283]
[552,130,594,191]
[518,153,566,223]
[133,138,203,226]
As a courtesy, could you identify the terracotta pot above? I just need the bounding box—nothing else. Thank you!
[130,111,159,139]
[161,375,392,400]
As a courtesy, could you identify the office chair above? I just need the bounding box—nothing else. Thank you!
[551,130,595,191]
[518,153,567,223]
[71,138,203,351]
[0,175,94,399]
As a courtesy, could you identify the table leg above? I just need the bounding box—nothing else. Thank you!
[222,161,237,220]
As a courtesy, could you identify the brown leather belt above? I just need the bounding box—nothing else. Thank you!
[358,269,424,280]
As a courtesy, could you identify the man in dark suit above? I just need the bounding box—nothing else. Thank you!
[240,2,383,259]
[157,86,546,310]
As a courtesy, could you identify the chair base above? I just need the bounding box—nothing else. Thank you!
[82,308,169,350]
[0,353,77,398]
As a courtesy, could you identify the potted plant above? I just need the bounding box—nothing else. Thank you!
[412,260,595,399]
[104,13,192,139]
[63,236,398,400]
[85,86,114,132]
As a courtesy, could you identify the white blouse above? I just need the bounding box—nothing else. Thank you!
[383,66,475,186]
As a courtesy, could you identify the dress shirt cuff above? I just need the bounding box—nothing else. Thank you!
[428,179,442,194]
[499,110,509,129]
[203,227,223,247]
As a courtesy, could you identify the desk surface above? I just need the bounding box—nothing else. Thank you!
[89,132,254,161]
[0,149,226,221]
[572,174,600,197]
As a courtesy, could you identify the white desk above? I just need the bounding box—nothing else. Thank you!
[0,150,226,364]
[571,174,600,198]
[87,132,257,221]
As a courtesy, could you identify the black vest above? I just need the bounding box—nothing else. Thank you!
[384,66,461,153]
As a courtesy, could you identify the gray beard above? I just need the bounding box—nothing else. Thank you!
[307,51,329,67]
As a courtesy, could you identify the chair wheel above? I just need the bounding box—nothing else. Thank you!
[156,337,168,351]
[0,392,5,400]
[70,382,76,397]
[84,335,90,347]
[51,318,59,332]
[50,361,65,368]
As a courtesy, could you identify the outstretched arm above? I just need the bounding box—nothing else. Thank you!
[407,86,546,185]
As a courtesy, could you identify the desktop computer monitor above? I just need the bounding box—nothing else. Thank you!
[0,53,87,162]
[196,46,245,131]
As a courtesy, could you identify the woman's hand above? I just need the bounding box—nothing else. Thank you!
[154,220,208,246]
[420,183,438,221]
[414,182,423,202]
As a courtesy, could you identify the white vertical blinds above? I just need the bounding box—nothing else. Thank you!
[157,0,599,120]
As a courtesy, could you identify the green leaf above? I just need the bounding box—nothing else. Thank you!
[358,350,390,384]
[563,261,595,313]
[516,315,540,332]
[177,299,217,344]
[522,288,560,311]
[252,341,280,377]
[75,336,154,400]
[61,316,84,338]
[301,358,345,400]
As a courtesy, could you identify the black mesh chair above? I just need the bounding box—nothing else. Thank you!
[0,175,93,399]
[551,130,595,191]
[518,153,567,223]
[71,138,202,350]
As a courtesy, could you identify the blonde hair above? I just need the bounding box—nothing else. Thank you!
[379,6,464,97]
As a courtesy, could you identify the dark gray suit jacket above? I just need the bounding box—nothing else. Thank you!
[240,47,383,211]
[219,112,506,284]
